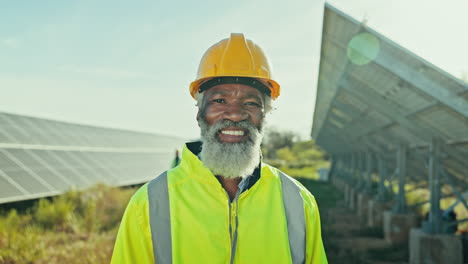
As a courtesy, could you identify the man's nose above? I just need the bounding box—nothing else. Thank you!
[222,103,248,122]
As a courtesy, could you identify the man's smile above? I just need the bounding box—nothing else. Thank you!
[217,127,249,143]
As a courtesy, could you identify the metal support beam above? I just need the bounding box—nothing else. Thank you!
[427,138,442,234]
[329,155,337,181]
[440,167,468,210]
[332,101,363,121]
[319,125,355,153]
[357,153,364,189]
[352,102,439,143]
[394,144,407,213]
[341,154,348,179]
[347,155,353,183]
[376,48,468,119]
[340,75,468,167]
[351,154,357,184]
[386,167,397,197]
[334,156,342,178]
[328,111,351,126]
[365,152,373,193]
[324,33,468,119]
[340,156,347,179]
[340,82,429,146]
[377,155,387,201]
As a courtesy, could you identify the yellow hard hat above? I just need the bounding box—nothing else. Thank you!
[190,33,280,100]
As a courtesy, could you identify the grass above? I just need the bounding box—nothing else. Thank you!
[3,174,464,263]
[296,178,345,263]
[272,161,330,180]
[0,184,137,264]
[297,178,342,208]
[0,178,334,264]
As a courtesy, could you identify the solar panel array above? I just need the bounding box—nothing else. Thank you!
[0,112,186,204]
[312,4,468,187]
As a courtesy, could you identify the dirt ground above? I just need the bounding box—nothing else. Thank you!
[299,179,409,264]
[323,203,409,264]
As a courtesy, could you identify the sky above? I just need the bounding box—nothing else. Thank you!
[1,0,467,141]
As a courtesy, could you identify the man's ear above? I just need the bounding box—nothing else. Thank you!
[196,108,203,128]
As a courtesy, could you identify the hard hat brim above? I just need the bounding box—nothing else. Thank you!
[190,76,280,100]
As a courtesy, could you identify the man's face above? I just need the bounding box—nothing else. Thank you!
[197,83,265,143]
[197,83,266,179]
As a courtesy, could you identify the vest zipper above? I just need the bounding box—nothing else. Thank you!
[223,189,240,264]
[230,201,237,242]
[229,199,239,264]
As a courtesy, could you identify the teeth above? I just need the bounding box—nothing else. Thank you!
[221,130,245,136]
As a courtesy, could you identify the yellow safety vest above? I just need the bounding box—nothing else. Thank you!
[111,143,328,264]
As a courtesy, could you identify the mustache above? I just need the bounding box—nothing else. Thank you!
[211,119,259,133]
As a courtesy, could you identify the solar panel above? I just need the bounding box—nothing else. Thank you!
[0,112,186,204]
[312,3,468,189]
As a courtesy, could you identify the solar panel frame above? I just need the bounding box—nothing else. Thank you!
[313,3,468,189]
[0,112,185,204]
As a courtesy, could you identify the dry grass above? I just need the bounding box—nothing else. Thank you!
[1,176,465,264]
[0,184,137,264]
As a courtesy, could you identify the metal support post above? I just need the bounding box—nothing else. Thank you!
[345,154,351,180]
[335,155,340,180]
[386,165,397,197]
[394,144,407,213]
[377,155,387,201]
[362,152,367,189]
[335,155,342,179]
[440,167,468,211]
[354,154,359,186]
[329,154,337,180]
[334,156,340,179]
[427,138,442,234]
[349,153,355,183]
[357,153,364,189]
[340,155,345,179]
[365,152,373,193]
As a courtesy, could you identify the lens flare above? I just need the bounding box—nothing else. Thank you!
[347,32,380,65]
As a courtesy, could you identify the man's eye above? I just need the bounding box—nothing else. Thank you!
[246,101,261,107]
[212,98,225,103]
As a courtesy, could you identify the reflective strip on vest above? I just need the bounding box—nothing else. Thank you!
[279,171,306,264]
[147,171,306,264]
[148,172,172,264]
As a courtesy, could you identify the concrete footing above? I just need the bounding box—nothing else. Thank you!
[344,184,350,205]
[367,199,388,227]
[383,211,418,244]
[357,193,372,224]
[348,188,357,210]
[409,228,463,264]
[331,176,338,188]
[334,178,345,190]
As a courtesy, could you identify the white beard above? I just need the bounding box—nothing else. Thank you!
[198,119,263,179]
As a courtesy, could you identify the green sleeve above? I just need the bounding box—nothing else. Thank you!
[111,186,154,264]
[301,189,328,264]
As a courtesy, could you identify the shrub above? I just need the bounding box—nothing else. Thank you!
[34,195,77,232]
[90,184,134,232]
[0,219,46,263]
[0,184,138,264]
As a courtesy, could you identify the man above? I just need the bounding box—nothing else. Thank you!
[171,149,180,168]
[111,33,328,264]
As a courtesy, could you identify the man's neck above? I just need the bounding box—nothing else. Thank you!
[216,176,242,201]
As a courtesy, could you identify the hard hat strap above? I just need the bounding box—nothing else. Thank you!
[198,77,271,97]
